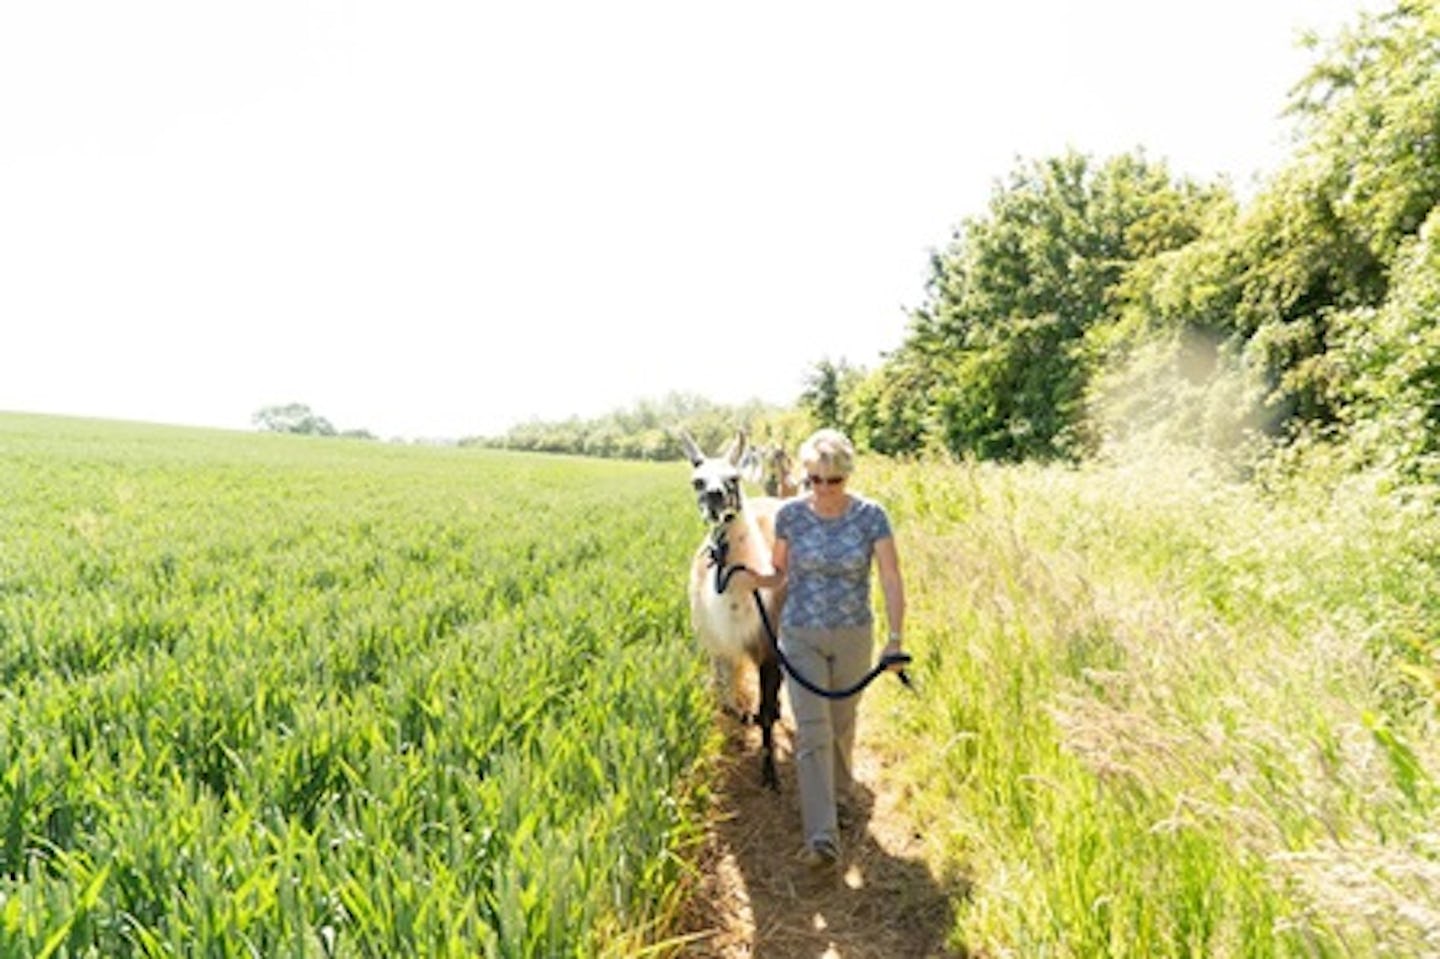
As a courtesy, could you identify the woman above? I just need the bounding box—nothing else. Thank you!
[755,428,906,867]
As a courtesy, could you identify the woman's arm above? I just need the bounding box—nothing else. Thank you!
[750,538,788,590]
[874,536,906,665]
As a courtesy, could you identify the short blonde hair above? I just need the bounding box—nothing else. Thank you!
[799,428,855,477]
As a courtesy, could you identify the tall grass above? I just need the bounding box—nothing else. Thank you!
[0,413,716,956]
[864,450,1440,956]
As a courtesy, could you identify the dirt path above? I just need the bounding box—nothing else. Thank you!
[672,696,964,958]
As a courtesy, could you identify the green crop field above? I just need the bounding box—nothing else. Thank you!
[0,413,715,957]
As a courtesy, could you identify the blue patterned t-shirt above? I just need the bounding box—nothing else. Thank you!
[775,495,893,630]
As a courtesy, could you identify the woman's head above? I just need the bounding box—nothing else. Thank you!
[799,428,855,486]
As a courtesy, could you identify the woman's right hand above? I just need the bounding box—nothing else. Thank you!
[751,567,784,590]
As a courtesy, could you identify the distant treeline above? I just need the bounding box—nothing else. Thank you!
[463,393,809,462]
[478,4,1440,492]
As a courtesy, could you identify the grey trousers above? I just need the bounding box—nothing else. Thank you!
[780,624,874,853]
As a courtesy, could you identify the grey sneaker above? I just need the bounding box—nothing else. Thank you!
[795,841,839,868]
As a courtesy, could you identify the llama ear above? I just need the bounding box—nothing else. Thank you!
[724,430,748,467]
[677,429,704,466]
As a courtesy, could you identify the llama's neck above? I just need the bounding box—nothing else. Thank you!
[710,510,770,570]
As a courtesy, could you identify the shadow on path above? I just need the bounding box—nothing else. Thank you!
[674,712,967,958]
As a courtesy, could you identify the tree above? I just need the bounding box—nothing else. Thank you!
[845,350,935,455]
[1289,1,1440,265]
[799,358,862,430]
[1110,2,1440,443]
[252,403,338,437]
[871,149,1224,461]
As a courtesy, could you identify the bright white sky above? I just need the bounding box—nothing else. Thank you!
[0,1,1383,439]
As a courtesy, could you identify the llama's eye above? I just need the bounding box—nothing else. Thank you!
[692,478,705,490]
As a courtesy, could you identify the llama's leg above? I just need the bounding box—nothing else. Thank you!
[758,657,782,789]
[711,655,746,721]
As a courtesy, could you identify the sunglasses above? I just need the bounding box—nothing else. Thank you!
[807,474,847,487]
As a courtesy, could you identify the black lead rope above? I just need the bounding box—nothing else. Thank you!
[710,551,913,700]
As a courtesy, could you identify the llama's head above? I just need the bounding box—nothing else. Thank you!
[740,443,797,498]
[679,429,747,526]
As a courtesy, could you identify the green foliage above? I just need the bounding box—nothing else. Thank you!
[867,150,1226,461]
[1290,0,1440,265]
[837,1,1440,482]
[1327,206,1440,484]
[0,413,715,957]
[1191,164,1386,432]
[933,312,1089,460]
[844,352,936,456]
[1090,1,1440,459]
[932,151,1215,343]
[1108,196,1243,340]
[798,358,863,430]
